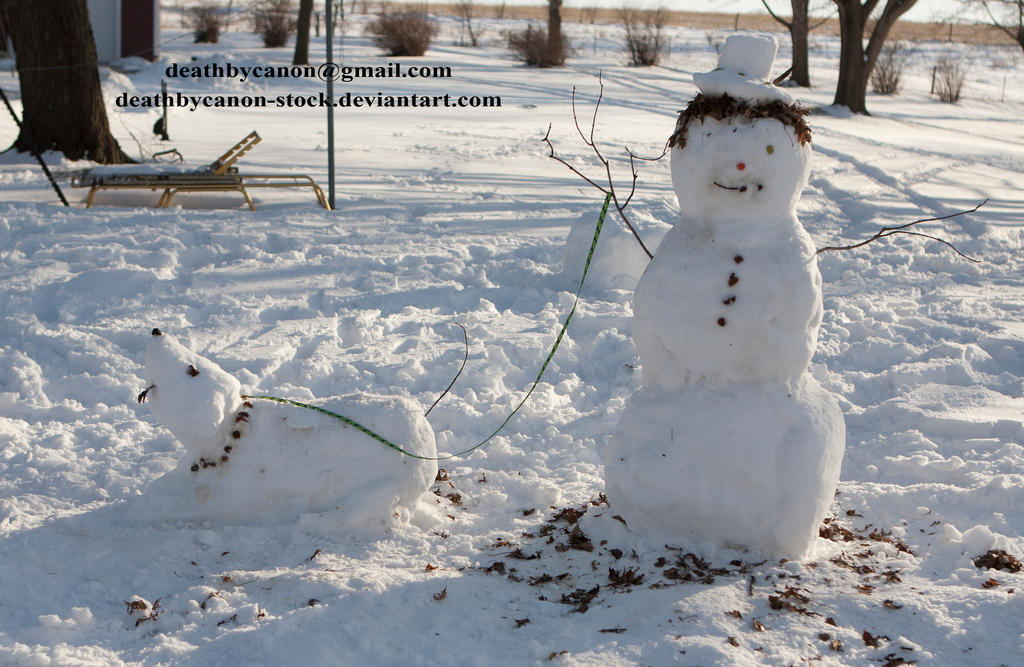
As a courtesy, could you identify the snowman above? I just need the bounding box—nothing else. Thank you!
[135,328,438,529]
[603,34,846,559]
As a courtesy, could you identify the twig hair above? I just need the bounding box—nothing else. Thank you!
[668,93,812,150]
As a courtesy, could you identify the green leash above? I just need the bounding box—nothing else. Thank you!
[244,193,612,461]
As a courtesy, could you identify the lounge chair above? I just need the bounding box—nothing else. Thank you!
[71,131,330,210]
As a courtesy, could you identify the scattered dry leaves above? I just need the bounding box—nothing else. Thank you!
[560,585,600,613]
[862,630,890,648]
[973,549,1022,573]
[607,567,645,587]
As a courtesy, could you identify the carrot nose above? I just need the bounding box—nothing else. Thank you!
[736,162,746,171]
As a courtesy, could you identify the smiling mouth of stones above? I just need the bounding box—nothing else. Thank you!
[714,181,764,193]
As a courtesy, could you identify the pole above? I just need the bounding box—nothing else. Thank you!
[0,84,69,207]
[156,79,170,141]
[325,0,335,209]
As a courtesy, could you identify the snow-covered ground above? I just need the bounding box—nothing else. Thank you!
[1,13,1022,666]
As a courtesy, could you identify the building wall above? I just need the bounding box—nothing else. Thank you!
[87,0,159,63]
[87,0,120,63]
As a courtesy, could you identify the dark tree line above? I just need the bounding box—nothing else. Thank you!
[0,0,938,167]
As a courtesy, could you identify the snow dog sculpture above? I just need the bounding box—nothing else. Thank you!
[137,328,437,527]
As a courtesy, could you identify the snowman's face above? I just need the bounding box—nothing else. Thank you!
[670,116,810,221]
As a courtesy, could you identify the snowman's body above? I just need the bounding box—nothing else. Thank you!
[137,329,437,528]
[604,35,845,559]
[632,208,821,389]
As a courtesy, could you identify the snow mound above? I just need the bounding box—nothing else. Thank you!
[562,209,652,292]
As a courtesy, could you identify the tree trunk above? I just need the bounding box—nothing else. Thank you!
[833,0,868,113]
[980,0,1024,54]
[760,0,812,87]
[832,0,917,114]
[547,0,564,66]
[1,0,130,163]
[789,0,811,87]
[0,6,10,54]
[293,0,313,65]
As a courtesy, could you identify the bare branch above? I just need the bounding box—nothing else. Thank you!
[542,124,609,194]
[619,151,640,209]
[981,0,1022,43]
[424,322,470,418]
[809,14,831,32]
[773,66,794,85]
[544,77,655,259]
[589,77,603,148]
[760,0,793,29]
[571,87,592,147]
[625,144,670,163]
[816,200,987,262]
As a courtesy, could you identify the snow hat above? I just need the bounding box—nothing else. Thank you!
[694,33,792,104]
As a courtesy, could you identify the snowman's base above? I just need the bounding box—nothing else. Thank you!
[604,376,844,560]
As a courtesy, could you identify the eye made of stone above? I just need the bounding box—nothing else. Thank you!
[766,144,775,154]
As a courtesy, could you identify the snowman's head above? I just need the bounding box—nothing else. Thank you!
[140,328,242,453]
[668,32,811,222]
[668,94,812,222]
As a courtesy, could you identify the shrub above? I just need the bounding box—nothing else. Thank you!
[871,41,910,95]
[508,24,567,67]
[934,57,965,103]
[188,4,224,44]
[621,7,668,67]
[253,0,297,48]
[366,11,439,57]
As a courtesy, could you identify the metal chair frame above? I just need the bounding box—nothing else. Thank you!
[71,132,330,210]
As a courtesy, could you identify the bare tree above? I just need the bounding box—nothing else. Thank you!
[761,0,832,87]
[832,0,918,114]
[0,0,130,163]
[454,0,480,47]
[548,0,566,66]
[0,13,9,54]
[294,0,314,64]
[974,0,1024,53]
